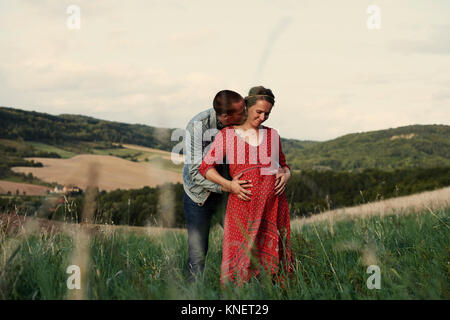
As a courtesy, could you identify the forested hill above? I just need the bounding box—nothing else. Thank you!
[0,106,315,152]
[1,106,449,171]
[0,106,176,151]
[285,124,450,171]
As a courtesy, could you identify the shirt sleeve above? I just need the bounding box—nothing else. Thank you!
[199,128,227,178]
[185,120,223,194]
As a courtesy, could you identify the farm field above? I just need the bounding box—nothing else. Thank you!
[91,148,142,159]
[92,144,184,173]
[0,180,51,196]
[0,188,448,300]
[116,143,185,163]
[11,154,182,192]
[24,140,183,173]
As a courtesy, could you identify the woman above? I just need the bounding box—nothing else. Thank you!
[199,86,293,285]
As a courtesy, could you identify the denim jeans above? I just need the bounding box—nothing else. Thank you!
[184,190,226,282]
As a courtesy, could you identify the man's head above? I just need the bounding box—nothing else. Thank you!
[213,90,246,126]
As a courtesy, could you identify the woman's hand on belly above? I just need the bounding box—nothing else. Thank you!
[229,172,253,201]
[274,167,290,196]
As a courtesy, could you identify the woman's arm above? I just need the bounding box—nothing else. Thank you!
[274,129,291,195]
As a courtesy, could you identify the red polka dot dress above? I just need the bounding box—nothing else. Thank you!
[199,126,293,285]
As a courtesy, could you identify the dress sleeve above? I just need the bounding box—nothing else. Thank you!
[199,128,227,177]
[277,129,290,171]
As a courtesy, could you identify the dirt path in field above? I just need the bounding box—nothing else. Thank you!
[0,180,50,196]
[11,154,182,192]
[291,186,450,230]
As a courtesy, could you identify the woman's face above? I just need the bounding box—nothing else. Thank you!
[246,99,273,128]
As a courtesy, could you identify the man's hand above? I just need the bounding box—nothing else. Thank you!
[274,167,290,196]
[222,172,253,201]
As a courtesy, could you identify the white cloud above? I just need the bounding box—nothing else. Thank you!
[0,0,449,142]
[389,25,450,55]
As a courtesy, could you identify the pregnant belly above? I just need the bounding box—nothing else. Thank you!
[237,168,277,200]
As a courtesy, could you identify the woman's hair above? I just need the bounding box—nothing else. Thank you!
[213,90,244,115]
[244,86,275,108]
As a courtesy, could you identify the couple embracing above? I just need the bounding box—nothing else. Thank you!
[183,86,293,286]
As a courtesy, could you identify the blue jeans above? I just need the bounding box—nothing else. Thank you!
[184,191,225,282]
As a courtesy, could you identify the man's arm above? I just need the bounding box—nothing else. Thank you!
[185,119,223,193]
[204,168,252,201]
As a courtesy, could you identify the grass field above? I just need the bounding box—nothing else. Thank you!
[0,206,448,300]
[26,142,77,159]
[1,175,53,188]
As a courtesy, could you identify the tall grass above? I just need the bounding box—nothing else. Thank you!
[0,207,448,299]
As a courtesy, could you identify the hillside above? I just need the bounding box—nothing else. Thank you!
[1,106,449,172]
[284,124,450,171]
[0,106,176,152]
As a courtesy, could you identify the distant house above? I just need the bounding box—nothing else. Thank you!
[52,185,64,193]
[51,184,82,195]
[67,185,82,195]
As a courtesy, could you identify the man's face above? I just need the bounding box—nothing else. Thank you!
[220,99,246,126]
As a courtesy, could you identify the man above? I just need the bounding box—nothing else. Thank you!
[183,90,252,282]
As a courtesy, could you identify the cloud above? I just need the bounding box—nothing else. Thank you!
[166,30,216,48]
[389,25,450,55]
[253,16,293,82]
[432,90,450,102]
[1,1,449,142]
[0,58,222,128]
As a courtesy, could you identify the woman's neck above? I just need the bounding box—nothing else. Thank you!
[235,121,259,131]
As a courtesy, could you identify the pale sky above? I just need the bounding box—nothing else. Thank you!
[0,0,449,141]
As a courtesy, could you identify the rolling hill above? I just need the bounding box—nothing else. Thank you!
[284,124,450,171]
[1,106,449,172]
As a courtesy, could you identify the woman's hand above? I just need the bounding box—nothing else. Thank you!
[228,172,253,201]
[274,167,290,196]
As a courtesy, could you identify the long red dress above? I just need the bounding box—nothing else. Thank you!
[199,126,293,285]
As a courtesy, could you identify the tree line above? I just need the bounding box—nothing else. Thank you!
[1,166,449,228]
[2,106,449,172]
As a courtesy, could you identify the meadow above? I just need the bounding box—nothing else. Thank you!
[0,205,448,300]
[26,142,77,159]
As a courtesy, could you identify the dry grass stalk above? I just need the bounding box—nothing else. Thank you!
[67,162,98,300]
